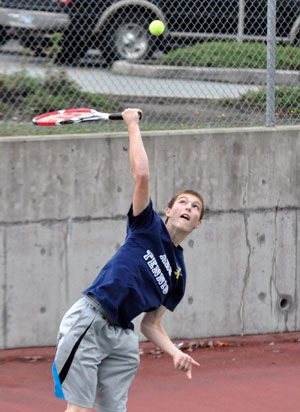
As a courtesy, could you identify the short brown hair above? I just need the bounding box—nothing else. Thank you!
[167,189,205,221]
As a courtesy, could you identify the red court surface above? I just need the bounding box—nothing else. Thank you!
[1,333,300,412]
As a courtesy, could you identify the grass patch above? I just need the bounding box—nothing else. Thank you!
[159,40,300,121]
[0,120,198,137]
[222,86,300,119]
[159,40,300,70]
[0,70,120,123]
[0,122,125,137]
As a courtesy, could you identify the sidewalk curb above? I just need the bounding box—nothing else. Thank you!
[112,61,300,86]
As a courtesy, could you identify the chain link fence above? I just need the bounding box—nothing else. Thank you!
[0,0,299,133]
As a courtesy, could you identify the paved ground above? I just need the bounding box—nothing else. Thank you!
[0,40,259,99]
[1,332,299,412]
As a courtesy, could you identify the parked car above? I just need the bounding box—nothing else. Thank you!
[1,0,300,64]
[56,0,300,64]
[0,0,68,53]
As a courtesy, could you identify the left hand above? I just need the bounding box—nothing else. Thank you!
[122,108,142,125]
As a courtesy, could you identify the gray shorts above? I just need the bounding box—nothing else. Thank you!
[52,296,140,412]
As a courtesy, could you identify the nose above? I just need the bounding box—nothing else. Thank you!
[185,202,192,211]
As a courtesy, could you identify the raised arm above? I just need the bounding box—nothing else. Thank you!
[141,306,200,379]
[122,108,150,216]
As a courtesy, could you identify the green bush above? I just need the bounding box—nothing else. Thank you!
[42,70,81,96]
[230,86,300,118]
[160,41,300,70]
[0,71,40,104]
[0,70,119,122]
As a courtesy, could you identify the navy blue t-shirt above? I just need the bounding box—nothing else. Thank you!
[83,200,186,329]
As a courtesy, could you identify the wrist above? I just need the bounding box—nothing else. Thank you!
[169,345,181,357]
[127,121,139,130]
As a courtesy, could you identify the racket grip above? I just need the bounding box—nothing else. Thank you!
[108,113,123,120]
[108,111,143,121]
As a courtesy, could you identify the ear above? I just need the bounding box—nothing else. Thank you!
[165,207,171,219]
[194,220,202,230]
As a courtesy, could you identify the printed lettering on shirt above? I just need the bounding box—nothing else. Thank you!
[143,250,153,260]
[143,249,169,295]
[173,267,182,280]
[162,284,169,292]
[148,258,158,270]
[159,254,172,277]
[152,265,161,277]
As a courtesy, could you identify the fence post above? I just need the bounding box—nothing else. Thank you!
[237,0,245,42]
[266,0,277,126]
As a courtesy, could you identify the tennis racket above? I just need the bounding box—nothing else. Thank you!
[32,108,142,126]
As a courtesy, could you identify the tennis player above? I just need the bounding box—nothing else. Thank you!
[52,108,204,412]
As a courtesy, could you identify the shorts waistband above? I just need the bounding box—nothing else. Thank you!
[85,293,120,327]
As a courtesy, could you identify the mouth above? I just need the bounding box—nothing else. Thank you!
[180,213,190,221]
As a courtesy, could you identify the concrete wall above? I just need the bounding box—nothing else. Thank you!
[0,126,299,349]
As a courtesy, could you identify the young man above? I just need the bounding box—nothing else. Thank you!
[52,108,204,412]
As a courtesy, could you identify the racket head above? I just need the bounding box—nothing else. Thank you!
[32,108,109,126]
[32,108,142,126]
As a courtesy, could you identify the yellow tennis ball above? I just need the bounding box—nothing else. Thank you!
[149,20,165,36]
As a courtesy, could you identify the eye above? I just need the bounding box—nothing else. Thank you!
[193,203,200,210]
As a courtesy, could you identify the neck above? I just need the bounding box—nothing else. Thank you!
[166,222,188,246]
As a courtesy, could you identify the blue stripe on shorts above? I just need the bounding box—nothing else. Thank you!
[52,361,65,400]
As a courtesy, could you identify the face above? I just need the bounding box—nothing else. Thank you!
[165,193,202,233]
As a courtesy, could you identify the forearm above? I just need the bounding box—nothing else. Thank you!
[122,108,150,216]
[141,307,200,379]
[141,320,180,357]
[127,122,149,181]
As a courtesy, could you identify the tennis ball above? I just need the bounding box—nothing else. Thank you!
[149,20,165,36]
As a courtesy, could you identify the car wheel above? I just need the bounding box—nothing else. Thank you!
[100,12,157,63]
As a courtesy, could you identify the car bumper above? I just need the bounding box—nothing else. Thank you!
[0,7,69,31]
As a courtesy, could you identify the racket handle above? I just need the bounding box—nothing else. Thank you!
[108,113,124,120]
[108,111,143,121]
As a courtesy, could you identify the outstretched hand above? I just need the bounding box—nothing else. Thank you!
[122,108,142,125]
[173,350,200,379]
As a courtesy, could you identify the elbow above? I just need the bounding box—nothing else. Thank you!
[140,319,147,336]
[134,170,150,185]
[140,318,152,338]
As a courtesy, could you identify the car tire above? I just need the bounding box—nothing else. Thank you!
[100,11,158,64]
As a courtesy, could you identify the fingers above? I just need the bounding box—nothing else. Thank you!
[186,360,200,379]
[192,359,200,367]
[186,367,192,380]
[173,352,200,379]
[122,108,142,123]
